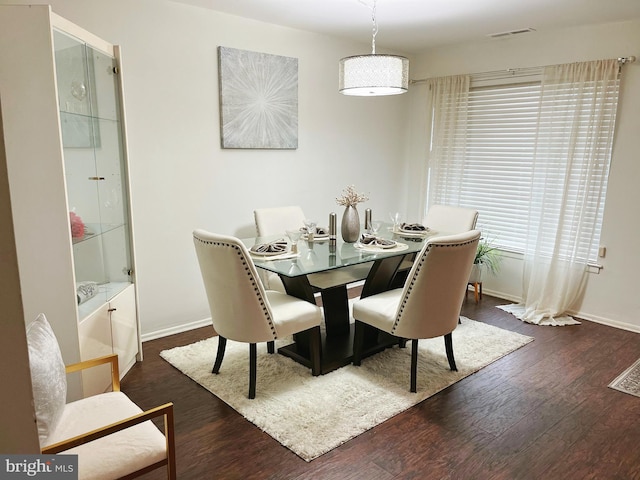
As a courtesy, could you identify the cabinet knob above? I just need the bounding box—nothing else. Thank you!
[108,308,117,313]
[88,177,105,181]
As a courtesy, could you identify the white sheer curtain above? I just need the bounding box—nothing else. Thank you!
[425,75,470,211]
[499,59,621,325]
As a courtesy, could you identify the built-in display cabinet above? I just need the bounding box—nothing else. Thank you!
[0,5,141,399]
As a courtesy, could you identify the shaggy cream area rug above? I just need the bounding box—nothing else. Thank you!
[160,317,533,461]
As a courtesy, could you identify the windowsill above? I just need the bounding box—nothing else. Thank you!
[495,247,603,274]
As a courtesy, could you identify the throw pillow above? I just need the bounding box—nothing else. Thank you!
[26,313,67,446]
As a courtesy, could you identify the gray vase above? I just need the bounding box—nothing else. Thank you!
[341,205,360,243]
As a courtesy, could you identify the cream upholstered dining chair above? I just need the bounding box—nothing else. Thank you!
[253,205,306,292]
[26,313,176,479]
[424,204,481,302]
[254,205,306,240]
[352,230,481,392]
[424,204,479,233]
[193,229,322,399]
[393,204,478,288]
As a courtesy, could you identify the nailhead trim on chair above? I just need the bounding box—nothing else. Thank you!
[391,237,478,335]
[194,236,277,338]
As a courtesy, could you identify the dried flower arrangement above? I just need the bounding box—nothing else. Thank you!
[336,185,369,208]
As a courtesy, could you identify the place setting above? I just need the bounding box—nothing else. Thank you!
[250,238,300,261]
[300,219,330,242]
[388,214,433,241]
[354,220,409,253]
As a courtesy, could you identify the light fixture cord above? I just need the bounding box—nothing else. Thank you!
[371,0,378,54]
[357,0,378,54]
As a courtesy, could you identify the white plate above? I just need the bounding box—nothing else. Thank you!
[302,233,330,241]
[395,227,432,237]
[355,241,409,253]
[375,239,397,248]
[356,240,397,249]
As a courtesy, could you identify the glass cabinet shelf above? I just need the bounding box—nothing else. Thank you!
[71,222,127,245]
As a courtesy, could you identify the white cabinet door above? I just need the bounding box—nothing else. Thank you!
[78,284,139,396]
[78,305,113,396]
[110,285,138,377]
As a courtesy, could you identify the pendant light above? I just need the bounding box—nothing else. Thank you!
[339,0,409,96]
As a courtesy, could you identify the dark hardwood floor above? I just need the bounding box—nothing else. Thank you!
[121,294,640,479]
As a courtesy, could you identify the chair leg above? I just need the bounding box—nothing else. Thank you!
[212,336,227,374]
[353,320,365,366]
[249,343,257,399]
[267,340,275,354]
[410,339,418,393]
[444,333,457,371]
[309,326,321,376]
[399,337,407,348]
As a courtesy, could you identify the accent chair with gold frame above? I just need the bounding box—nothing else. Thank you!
[27,313,176,480]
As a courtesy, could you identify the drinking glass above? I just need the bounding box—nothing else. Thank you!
[285,229,302,253]
[371,220,382,236]
[389,212,401,231]
[303,219,317,241]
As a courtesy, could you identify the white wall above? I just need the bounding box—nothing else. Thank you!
[1,0,410,338]
[406,20,640,331]
[3,0,638,337]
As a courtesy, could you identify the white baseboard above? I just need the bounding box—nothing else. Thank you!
[141,316,213,343]
[141,282,365,343]
[142,286,639,343]
[480,287,521,304]
[483,288,640,333]
[567,309,640,333]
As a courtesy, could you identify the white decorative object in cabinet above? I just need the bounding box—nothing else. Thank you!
[0,5,141,400]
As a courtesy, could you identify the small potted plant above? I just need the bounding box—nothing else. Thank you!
[469,235,502,284]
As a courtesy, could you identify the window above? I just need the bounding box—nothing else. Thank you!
[427,70,619,263]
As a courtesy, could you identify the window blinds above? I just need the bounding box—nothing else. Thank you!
[429,73,619,262]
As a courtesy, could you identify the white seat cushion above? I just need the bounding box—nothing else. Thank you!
[44,391,167,480]
[266,291,322,337]
[352,288,403,333]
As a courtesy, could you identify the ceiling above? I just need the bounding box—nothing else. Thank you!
[171,0,640,53]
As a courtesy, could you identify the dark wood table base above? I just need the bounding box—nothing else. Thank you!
[278,323,399,375]
[278,255,409,374]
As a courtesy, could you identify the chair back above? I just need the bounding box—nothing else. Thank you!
[424,205,478,233]
[193,230,277,343]
[254,205,306,236]
[392,230,481,339]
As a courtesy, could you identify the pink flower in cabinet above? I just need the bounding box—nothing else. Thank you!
[69,211,85,239]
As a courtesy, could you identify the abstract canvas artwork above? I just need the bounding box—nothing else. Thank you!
[218,46,298,149]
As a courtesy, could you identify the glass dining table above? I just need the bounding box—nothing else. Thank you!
[243,224,441,374]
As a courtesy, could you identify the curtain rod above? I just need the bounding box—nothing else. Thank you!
[409,56,637,85]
